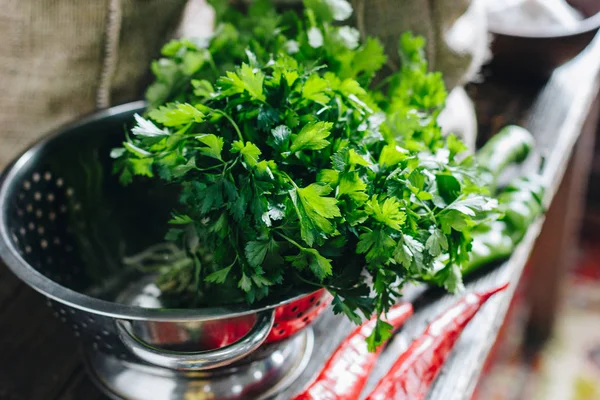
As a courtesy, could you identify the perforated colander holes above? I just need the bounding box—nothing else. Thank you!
[272,323,286,337]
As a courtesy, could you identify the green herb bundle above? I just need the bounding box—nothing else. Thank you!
[112,0,497,349]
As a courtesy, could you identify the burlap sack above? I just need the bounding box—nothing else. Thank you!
[0,0,198,169]
[351,0,490,89]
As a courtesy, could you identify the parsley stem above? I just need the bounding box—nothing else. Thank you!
[293,271,350,293]
[372,74,395,91]
[293,271,325,289]
[280,171,298,189]
[276,232,304,250]
[213,110,244,142]
[195,163,225,172]
[206,53,219,77]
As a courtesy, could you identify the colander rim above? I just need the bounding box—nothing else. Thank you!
[0,101,313,322]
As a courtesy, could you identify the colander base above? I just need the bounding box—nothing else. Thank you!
[82,328,314,400]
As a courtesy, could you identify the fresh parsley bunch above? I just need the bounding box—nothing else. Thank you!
[113,0,497,349]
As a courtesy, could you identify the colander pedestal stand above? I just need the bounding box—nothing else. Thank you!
[83,328,314,400]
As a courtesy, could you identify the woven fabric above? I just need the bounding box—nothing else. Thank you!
[350,0,490,90]
[0,0,189,169]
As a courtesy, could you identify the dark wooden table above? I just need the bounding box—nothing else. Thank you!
[2,35,600,400]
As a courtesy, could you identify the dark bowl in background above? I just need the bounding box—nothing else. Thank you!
[488,0,600,79]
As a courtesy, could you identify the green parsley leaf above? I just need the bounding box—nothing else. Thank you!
[192,79,216,98]
[270,125,292,149]
[357,229,395,264]
[219,63,266,101]
[338,172,368,203]
[332,295,363,325]
[169,213,193,225]
[290,183,341,246]
[346,38,387,79]
[366,319,393,352]
[239,273,253,292]
[379,144,407,168]
[447,134,468,159]
[129,158,154,177]
[446,196,498,217]
[302,74,331,104]
[232,141,262,167]
[393,235,424,269]
[197,134,224,160]
[245,239,278,267]
[436,173,461,204]
[287,247,333,280]
[132,114,170,137]
[290,121,333,152]
[426,228,448,257]
[205,265,233,284]
[148,103,205,127]
[365,197,406,230]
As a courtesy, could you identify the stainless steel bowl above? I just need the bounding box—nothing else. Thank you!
[487,0,600,79]
[0,101,331,399]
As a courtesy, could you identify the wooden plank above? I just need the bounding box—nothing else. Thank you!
[0,264,24,311]
[525,97,599,348]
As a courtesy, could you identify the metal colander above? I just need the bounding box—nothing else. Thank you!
[0,101,331,400]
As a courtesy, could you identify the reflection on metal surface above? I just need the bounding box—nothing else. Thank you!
[85,329,314,400]
[114,310,275,370]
